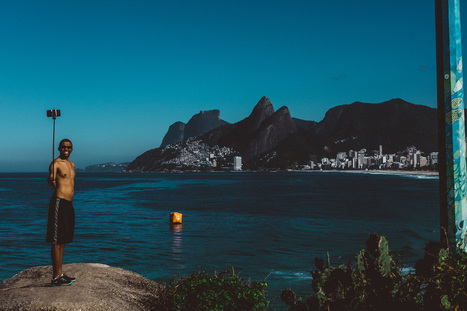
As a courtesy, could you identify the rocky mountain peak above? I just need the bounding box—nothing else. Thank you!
[247,96,275,131]
[160,110,228,148]
[242,105,297,161]
[184,109,228,140]
[264,106,295,127]
[160,121,186,147]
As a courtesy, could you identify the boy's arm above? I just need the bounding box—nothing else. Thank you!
[47,161,57,189]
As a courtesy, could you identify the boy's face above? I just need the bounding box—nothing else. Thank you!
[58,142,73,158]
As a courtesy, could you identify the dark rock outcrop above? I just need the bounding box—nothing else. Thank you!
[242,106,298,161]
[161,121,185,147]
[218,96,275,148]
[0,263,163,311]
[184,110,229,139]
[210,96,298,162]
[160,110,229,147]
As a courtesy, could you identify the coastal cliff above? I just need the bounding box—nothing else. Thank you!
[0,263,163,311]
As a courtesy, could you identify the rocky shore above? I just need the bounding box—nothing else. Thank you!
[0,263,163,311]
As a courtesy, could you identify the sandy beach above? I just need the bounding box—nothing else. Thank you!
[298,169,439,177]
[362,169,438,176]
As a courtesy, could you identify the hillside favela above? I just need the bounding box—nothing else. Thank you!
[116,96,441,173]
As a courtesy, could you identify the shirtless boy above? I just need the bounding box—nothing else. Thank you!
[46,139,76,286]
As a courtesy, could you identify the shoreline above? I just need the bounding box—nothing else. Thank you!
[0,169,440,176]
[283,169,439,177]
[335,169,438,176]
[365,169,438,176]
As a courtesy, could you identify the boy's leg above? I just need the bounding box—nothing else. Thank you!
[51,244,64,278]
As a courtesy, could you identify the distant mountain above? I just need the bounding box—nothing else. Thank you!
[160,110,229,147]
[78,162,130,172]
[292,118,317,132]
[314,98,438,154]
[126,97,442,172]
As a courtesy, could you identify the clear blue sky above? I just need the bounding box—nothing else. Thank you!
[1,0,465,172]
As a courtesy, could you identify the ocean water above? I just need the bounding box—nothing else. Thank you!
[0,171,439,307]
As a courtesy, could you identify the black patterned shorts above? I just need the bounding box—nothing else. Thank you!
[46,196,75,244]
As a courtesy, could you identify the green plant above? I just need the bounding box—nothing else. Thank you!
[280,289,319,311]
[307,234,403,310]
[156,268,269,311]
[412,242,467,310]
[282,234,467,311]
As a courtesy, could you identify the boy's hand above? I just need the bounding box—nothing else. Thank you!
[48,178,56,189]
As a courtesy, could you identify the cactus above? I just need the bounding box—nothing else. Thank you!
[283,234,467,310]
[281,289,296,306]
[415,241,449,277]
[311,258,354,309]
[356,249,367,279]
[288,301,309,311]
[310,234,402,310]
[281,289,313,311]
[357,235,397,280]
[314,257,324,272]
[305,296,320,311]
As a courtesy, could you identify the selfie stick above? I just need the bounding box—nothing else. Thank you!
[47,109,61,183]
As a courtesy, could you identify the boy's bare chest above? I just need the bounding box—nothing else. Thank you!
[58,162,75,179]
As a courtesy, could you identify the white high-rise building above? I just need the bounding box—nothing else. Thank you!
[414,150,421,168]
[357,151,365,169]
[352,157,358,169]
[233,156,242,171]
[430,152,439,166]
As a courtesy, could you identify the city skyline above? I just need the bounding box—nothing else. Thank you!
[1,1,466,172]
[122,127,440,172]
[316,145,438,171]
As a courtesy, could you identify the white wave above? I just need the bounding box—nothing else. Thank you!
[269,270,313,280]
[414,175,438,180]
[364,171,439,180]
[400,266,415,275]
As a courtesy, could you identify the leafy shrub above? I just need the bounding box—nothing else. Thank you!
[281,234,467,311]
[156,268,269,311]
[412,242,467,310]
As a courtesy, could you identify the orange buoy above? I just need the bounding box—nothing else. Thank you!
[170,212,182,224]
